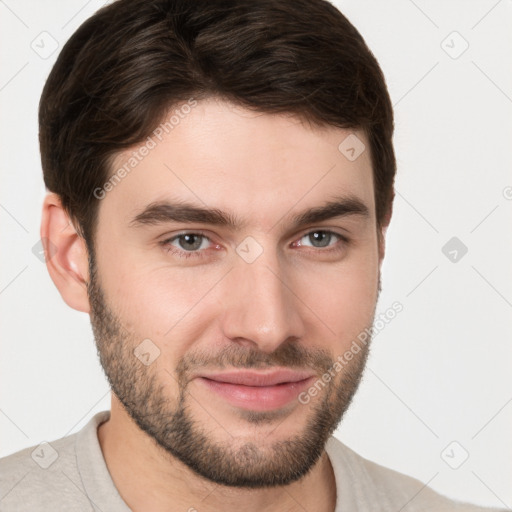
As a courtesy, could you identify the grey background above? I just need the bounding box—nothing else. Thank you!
[0,0,511,507]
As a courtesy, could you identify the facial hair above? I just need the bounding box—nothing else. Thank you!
[87,253,377,488]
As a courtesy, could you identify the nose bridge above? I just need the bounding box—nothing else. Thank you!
[221,246,304,352]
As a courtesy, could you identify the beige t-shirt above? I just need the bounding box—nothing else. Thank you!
[0,410,505,511]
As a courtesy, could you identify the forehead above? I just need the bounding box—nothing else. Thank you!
[100,97,375,229]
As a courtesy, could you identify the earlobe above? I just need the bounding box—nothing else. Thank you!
[40,193,91,313]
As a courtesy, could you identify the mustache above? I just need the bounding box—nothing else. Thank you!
[174,342,334,386]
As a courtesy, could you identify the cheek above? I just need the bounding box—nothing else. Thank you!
[99,255,223,343]
[290,252,379,341]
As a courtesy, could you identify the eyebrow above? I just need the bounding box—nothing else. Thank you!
[128,195,370,231]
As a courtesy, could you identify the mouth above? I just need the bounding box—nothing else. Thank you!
[195,369,316,411]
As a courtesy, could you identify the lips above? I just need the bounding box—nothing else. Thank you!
[198,369,315,387]
[194,368,316,411]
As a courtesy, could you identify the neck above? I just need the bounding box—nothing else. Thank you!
[98,399,337,512]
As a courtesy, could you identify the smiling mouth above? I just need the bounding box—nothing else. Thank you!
[195,369,315,411]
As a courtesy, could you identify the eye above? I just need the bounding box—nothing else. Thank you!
[159,229,349,261]
[160,232,214,259]
[293,230,348,251]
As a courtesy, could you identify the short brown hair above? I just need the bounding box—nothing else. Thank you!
[39,0,396,249]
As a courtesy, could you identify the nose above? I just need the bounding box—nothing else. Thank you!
[220,248,305,353]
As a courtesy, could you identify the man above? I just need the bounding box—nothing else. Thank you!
[0,0,505,510]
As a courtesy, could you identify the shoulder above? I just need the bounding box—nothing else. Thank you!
[0,433,90,511]
[0,412,110,511]
[325,436,506,512]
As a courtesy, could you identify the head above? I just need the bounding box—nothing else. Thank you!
[40,0,395,489]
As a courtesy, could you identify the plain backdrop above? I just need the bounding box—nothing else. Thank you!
[0,0,511,508]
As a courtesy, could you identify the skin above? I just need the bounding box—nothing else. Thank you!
[41,97,390,512]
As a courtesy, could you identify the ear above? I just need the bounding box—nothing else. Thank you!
[40,193,91,313]
[378,193,394,264]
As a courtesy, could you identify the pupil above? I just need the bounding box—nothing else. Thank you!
[309,231,330,248]
[180,234,201,251]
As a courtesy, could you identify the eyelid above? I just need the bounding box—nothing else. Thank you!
[160,227,346,244]
[160,230,216,248]
[294,224,349,239]
[159,229,211,244]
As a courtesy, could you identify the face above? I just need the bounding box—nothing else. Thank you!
[87,97,383,488]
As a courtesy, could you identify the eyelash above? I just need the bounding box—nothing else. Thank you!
[159,230,350,260]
